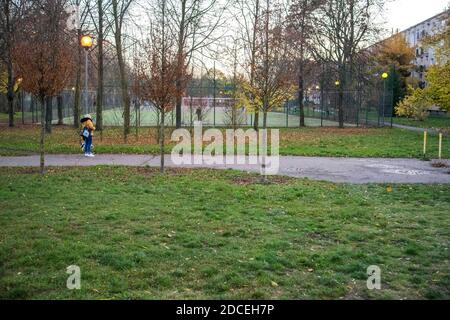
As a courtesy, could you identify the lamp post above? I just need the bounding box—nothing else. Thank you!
[381,72,389,127]
[17,78,24,124]
[81,35,93,114]
[334,81,340,122]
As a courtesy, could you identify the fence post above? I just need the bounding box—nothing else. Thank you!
[286,103,288,128]
[439,133,443,160]
[320,87,324,127]
[423,131,428,156]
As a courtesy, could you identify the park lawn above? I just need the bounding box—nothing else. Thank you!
[393,117,450,129]
[0,167,449,300]
[0,125,448,159]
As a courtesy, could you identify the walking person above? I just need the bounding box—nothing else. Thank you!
[80,114,96,157]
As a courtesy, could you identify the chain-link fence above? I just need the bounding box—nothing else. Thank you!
[0,83,393,128]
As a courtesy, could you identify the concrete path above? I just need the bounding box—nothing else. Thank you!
[1,154,449,184]
[391,123,441,134]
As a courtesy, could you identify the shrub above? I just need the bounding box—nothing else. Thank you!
[395,87,431,120]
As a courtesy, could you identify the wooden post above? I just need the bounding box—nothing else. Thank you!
[439,133,443,160]
[423,131,428,156]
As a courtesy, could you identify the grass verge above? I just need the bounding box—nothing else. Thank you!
[0,167,449,299]
[1,125,448,159]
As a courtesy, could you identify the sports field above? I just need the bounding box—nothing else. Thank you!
[63,107,345,128]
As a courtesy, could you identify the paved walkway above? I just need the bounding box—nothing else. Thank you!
[391,123,441,134]
[1,154,449,184]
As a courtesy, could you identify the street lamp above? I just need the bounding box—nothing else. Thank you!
[381,72,389,126]
[335,80,340,87]
[16,78,24,124]
[81,35,93,114]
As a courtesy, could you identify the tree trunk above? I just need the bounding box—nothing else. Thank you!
[250,0,260,131]
[263,111,268,129]
[175,88,182,128]
[45,97,52,133]
[39,97,46,174]
[31,96,35,123]
[96,0,104,132]
[336,64,345,129]
[160,109,165,173]
[338,86,344,128]
[7,95,14,127]
[57,95,63,125]
[112,0,131,142]
[253,111,259,130]
[74,29,82,128]
[7,61,14,127]
[298,75,305,127]
[175,0,187,129]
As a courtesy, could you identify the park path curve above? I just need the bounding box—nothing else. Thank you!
[0,154,449,184]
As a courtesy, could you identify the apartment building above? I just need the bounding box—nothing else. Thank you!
[401,9,449,87]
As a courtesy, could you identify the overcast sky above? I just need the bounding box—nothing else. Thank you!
[384,0,449,32]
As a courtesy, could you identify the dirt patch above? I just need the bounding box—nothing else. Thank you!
[280,127,379,143]
[0,167,41,175]
[134,167,196,177]
[431,161,449,168]
[229,174,293,186]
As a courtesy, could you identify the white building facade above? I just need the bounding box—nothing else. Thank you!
[401,9,449,87]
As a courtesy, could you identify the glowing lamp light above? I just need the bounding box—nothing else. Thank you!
[382,72,389,79]
[335,80,340,86]
[81,35,93,49]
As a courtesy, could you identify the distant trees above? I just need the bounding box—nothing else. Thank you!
[0,0,31,127]
[70,0,90,128]
[396,61,450,119]
[169,0,226,129]
[235,0,262,130]
[236,0,295,129]
[374,32,415,107]
[395,12,449,119]
[110,0,134,141]
[311,0,385,128]
[14,0,76,173]
[287,0,323,127]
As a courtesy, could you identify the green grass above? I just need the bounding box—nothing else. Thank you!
[0,112,33,122]
[393,117,450,129]
[1,126,448,159]
[0,167,448,299]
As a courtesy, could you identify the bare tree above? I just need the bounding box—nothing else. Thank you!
[69,0,91,128]
[167,0,227,129]
[288,0,323,127]
[110,0,134,141]
[235,0,267,129]
[311,0,385,128]
[88,0,113,134]
[136,0,180,173]
[247,0,295,129]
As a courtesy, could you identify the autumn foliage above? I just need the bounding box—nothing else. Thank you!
[13,0,76,102]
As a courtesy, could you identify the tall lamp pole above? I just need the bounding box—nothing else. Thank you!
[81,35,93,114]
[382,72,389,127]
